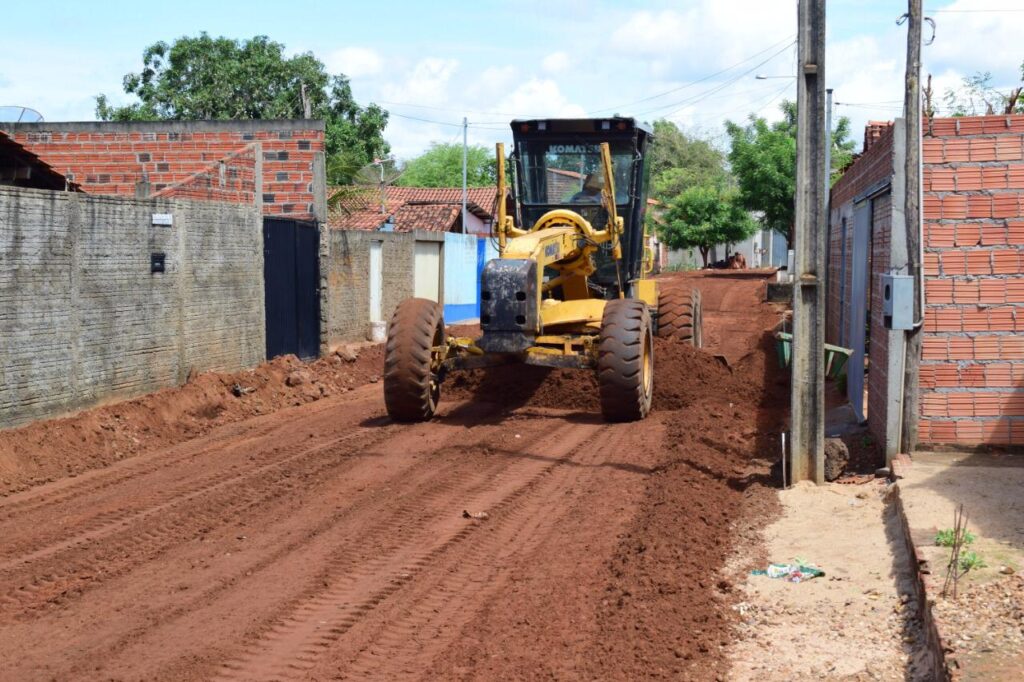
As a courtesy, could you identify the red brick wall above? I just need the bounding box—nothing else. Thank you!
[2,121,324,219]
[827,126,895,347]
[152,144,258,204]
[919,114,1024,447]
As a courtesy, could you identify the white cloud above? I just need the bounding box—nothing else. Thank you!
[610,1,793,76]
[925,0,1024,79]
[325,47,383,79]
[381,57,459,106]
[541,52,570,74]
[495,79,586,119]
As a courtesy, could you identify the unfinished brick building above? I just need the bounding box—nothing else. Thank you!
[828,114,1024,452]
[0,119,326,219]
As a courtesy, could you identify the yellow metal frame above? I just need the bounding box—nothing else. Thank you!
[454,140,655,366]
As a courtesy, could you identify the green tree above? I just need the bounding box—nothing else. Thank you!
[94,33,389,184]
[395,143,498,187]
[647,119,730,200]
[725,100,854,242]
[658,185,758,267]
[942,70,1023,116]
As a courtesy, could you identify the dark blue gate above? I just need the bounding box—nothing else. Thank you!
[263,218,320,360]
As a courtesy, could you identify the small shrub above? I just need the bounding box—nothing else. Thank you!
[959,550,987,572]
[936,528,975,547]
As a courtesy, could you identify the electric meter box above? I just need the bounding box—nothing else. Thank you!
[881,273,914,330]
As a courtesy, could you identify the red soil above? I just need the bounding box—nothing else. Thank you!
[0,270,786,680]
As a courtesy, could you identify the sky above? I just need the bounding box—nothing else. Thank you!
[2,0,1024,160]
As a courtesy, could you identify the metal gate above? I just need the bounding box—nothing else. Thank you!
[263,218,320,360]
[847,201,872,420]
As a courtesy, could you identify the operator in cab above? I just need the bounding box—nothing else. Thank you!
[571,171,604,204]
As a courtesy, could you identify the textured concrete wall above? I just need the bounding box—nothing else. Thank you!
[326,231,411,344]
[0,186,263,429]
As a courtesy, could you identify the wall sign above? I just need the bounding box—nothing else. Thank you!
[152,213,173,227]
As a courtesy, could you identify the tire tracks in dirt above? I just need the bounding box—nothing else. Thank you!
[209,413,606,681]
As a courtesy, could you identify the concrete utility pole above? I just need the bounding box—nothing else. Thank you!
[300,83,312,119]
[791,0,827,484]
[901,0,923,453]
[462,116,469,234]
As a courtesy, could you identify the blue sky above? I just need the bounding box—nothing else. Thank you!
[2,0,1023,158]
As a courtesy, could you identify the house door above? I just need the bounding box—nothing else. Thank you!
[847,201,871,420]
[414,240,441,301]
[369,241,383,323]
[263,218,320,360]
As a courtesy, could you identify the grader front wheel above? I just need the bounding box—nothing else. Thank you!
[383,298,445,422]
[598,299,654,422]
[657,286,703,348]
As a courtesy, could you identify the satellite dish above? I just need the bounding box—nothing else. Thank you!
[0,106,44,123]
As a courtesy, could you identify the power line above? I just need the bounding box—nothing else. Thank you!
[588,34,796,114]
[926,8,1024,12]
[637,40,796,118]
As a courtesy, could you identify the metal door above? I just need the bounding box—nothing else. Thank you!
[263,218,321,360]
[414,240,441,301]
[847,201,871,420]
[369,241,383,322]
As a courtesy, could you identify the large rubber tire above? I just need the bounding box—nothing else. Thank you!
[383,298,445,422]
[598,299,654,422]
[657,286,703,349]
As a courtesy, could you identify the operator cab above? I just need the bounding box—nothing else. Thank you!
[510,117,653,297]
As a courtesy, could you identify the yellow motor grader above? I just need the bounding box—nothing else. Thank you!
[383,117,702,422]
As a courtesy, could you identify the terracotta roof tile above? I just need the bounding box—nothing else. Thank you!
[327,185,500,231]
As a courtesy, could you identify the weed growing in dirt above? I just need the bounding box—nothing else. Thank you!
[936,528,975,547]
[958,550,987,572]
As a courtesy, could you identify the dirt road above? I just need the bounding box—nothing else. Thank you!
[0,272,785,681]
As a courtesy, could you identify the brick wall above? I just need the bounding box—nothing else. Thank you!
[828,125,895,347]
[152,144,258,204]
[919,114,1024,446]
[0,186,264,429]
[0,119,324,219]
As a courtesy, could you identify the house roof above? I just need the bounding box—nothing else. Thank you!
[0,131,80,191]
[328,185,500,231]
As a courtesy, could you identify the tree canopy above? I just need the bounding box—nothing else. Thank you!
[647,119,730,200]
[658,185,758,266]
[95,33,389,184]
[725,100,854,240]
[395,143,498,187]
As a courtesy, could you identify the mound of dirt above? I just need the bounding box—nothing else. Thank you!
[444,336,776,415]
[0,345,384,496]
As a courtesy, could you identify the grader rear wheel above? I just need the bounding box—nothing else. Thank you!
[657,286,703,348]
[383,298,445,422]
[598,299,654,422]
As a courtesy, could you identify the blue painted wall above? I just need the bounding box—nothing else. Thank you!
[443,232,480,323]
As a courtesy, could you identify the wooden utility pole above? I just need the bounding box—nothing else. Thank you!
[901,0,923,454]
[791,0,827,484]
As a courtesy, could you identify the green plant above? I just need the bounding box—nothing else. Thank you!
[936,528,975,547]
[958,550,987,572]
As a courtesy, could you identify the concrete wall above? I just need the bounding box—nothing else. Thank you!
[1,119,324,220]
[325,230,437,344]
[325,229,495,343]
[0,186,264,429]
